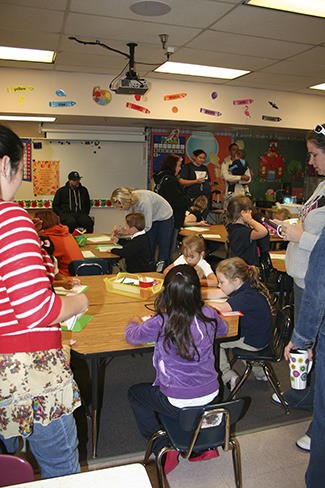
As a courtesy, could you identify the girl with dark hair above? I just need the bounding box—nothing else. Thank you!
[209,257,274,390]
[125,264,228,474]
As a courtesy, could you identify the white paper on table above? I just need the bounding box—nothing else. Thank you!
[183,226,210,232]
[270,253,286,261]
[202,234,221,239]
[62,315,77,330]
[82,250,96,258]
[86,235,111,243]
[97,244,123,252]
[54,284,88,296]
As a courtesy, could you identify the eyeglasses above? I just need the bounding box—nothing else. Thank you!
[314,124,325,137]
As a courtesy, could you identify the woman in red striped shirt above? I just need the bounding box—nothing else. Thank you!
[0,125,88,478]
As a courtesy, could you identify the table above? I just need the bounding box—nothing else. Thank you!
[13,463,152,488]
[80,233,120,260]
[270,250,286,273]
[62,274,239,458]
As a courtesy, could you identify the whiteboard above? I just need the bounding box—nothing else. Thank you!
[15,139,148,200]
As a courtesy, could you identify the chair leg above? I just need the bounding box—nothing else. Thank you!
[227,363,253,401]
[156,446,172,488]
[230,437,242,488]
[263,364,290,415]
[143,430,166,464]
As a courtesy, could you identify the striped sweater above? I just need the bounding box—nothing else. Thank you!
[0,201,62,353]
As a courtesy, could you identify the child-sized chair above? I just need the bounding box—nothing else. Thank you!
[0,454,34,487]
[144,399,245,488]
[68,258,111,276]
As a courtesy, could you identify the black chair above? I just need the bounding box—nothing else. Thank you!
[144,399,245,488]
[68,258,111,276]
[0,454,34,487]
[227,308,292,414]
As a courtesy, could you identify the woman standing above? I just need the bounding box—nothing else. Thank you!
[179,149,212,215]
[0,125,88,478]
[153,153,189,257]
[110,187,173,268]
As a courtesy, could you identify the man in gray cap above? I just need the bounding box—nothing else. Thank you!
[52,171,94,233]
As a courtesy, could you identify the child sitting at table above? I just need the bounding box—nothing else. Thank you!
[205,257,275,390]
[226,195,268,266]
[163,234,217,282]
[125,264,228,474]
[110,212,152,272]
[183,195,209,227]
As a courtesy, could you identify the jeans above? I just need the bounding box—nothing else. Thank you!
[0,413,80,479]
[147,217,174,264]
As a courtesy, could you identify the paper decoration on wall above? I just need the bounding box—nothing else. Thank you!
[244,105,251,118]
[21,139,32,181]
[92,86,112,106]
[32,160,60,196]
[7,85,34,93]
[126,102,150,114]
[233,98,254,105]
[172,106,178,113]
[49,101,76,107]
[262,115,282,122]
[268,101,279,109]
[236,140,245,150]
[152,129,186,173]
[286,159,304,180]
[259,140,285,181]
[200,108,222,116]
[134,94,142,101]
[211,91,218,99]
[18,96,24,105]
[55,89,67,97]
[164,93,187,101]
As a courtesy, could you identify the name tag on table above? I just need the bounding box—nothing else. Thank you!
[87,235,112,243]
[82,250,96,258]
[96,244,123,252]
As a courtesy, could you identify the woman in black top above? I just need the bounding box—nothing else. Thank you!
[153,154,189,258]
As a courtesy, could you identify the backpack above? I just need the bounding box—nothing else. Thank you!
[153,173,170,194]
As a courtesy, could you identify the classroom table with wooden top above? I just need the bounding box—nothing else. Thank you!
[61,273,239,459]
[79,233,121,260]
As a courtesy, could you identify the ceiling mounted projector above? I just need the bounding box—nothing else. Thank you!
[112,77,149,95]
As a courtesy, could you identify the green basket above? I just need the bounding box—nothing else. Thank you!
[74,235,87,247]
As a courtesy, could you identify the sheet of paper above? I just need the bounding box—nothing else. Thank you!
[54,284,89,296]
[87,235,111,243]
[270,253,286,261]
[96,244,123,251]
[183,226,210,232]
[203,234,221,239]
[82,250,96,258]
[63,315,77,330]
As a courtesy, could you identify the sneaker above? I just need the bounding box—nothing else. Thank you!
[296,434,311,452]
[271,392,289,406]
[163,450,179,475]
[255,374,268,382]
[227,374,239,391]
[189,449,219,462]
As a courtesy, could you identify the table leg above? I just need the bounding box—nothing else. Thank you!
[91,357,100,458]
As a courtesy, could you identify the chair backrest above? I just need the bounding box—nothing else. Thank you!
[0,454,34,487]
[161,399,244,455]
[68,258,111,276]
[272,308,292,361]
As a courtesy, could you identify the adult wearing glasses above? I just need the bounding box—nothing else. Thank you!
[272,123,325,451]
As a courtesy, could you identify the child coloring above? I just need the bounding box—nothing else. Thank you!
[125,264,228,474]
[205,257,275,390]
[163,234,217,282]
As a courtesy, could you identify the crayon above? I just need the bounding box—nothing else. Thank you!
[126,102,150,114]
[200,107,222,116]
[163,92,187,101]
[262,115,282,122]
[233,98,254,105]
[49,101,76,107]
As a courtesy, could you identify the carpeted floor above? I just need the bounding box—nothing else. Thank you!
[71,350,312,462]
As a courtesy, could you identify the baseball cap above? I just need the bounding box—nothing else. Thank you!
[68,171,82,180]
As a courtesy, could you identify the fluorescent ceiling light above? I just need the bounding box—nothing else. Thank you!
[155,61,249,79]
[0,116,56,122]
[0,46,55,63]
[309,82,325,91]
[244,0,325,18]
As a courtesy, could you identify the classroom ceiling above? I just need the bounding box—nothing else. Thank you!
[1,0,325,132]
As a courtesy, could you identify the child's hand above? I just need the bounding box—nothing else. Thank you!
[62,277,81,290]
[128,315,144,325]
[241,210,253,224]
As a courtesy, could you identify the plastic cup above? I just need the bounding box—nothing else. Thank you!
[277,218,299,238]
[289,349,313,390]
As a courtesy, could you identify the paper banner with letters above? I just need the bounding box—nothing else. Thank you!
[32,160,60,196]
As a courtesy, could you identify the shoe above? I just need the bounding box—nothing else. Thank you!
[227,374,239,391]
[296,434,311,452]
[163,450,179,475]
[271,392,289,406]
[189,449,219,462]
[255,374,268,382]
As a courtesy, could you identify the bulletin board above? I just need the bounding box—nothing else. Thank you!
[15,139,147,201]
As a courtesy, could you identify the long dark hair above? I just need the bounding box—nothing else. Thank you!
[0,125,24,175]
[155,264,217,361]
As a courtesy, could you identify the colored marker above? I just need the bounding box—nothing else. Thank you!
[163,92,187,101]
[233,98,254,105]
[49,101,76,107]
[200,107,222,116]
[262,115,282,122]
[126,102,150,114]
